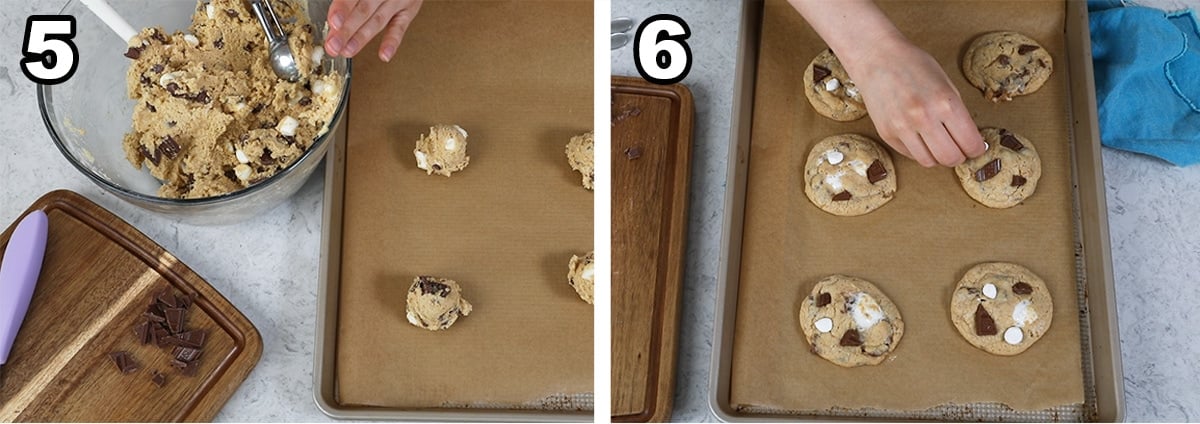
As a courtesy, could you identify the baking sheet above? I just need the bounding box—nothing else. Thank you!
[332,0,593,412]
[729,0,1084,414]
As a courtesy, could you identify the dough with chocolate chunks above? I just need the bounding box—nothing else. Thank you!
[962,31,1054,102]
[405,276,473,331]
[803,48,867,121]
[414,124,470,177]
[798,275,904,367]
[803,134,897,216]
[950,262,1053,356]
[954,127,1041,208]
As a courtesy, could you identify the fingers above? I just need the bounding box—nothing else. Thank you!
[940,98,986,158]
[920,124,965,167]
[326,1,383,57]
[324,0,359,55]
[378,10,418,62]
[900,132,938,168]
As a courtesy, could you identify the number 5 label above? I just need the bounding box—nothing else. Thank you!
[21,16,79,85]
[633,15,692,85]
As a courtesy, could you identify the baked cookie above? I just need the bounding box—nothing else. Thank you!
[566,131,594,190]
[803,48,867,121]
[798,275,904,367]
[414,124,470,177]
[962,31,1053,102]
[950,262,1053,356]
[568,251,594,305]
[803,134,896,216]
[405,276,473,331]
[954,127,1041,208]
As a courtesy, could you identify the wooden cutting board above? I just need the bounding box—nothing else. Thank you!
[610,76,694,422]
[0,190,262,422]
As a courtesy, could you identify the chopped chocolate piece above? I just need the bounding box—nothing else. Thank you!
[1037,58,1047,68]
[164,307,186,334]
[416,276,452,297]
[151,371,167,388]
[281,135,297,145]
[171,330,206,348]
[624,146,642,160]
[812,64,832,82]
[151,30,168,43]
[173,346,202,363]
[138,145,161,166]
[974,304,998,336]
[124,46,143,60]
[166,121,177,128]
[153,325,171,347]
[831,191,853,201]
[251,103,265,114]
[157,136,181,160]
[1011,175,1027,187]
[192,90,211,104]
[165,82,180,95]
[260,149,276,165]
[815,292,832,307]
[298,97,312,106]
[175,293,193,309]
[213,38,224,49]
[134,321,152,344]
[145,102,157,113]
[110,351,139,374]
[973,159,1002,182]
[997,54,1010,66]
[244,41,256,52]
[1000,133,1025,151]
[1017,44,1040,55]
[866,160,888,184]
[150,63,164,73]
[146,303,165,319]
[431,164,442,171]
[839,329,863,347]
[140,75,151,86]
[1012,282,1033,295]
[225,8,238,18]
[156,289,177,308]
[223,168,239,182]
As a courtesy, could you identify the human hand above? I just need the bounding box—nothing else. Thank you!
[324,0,423,62]
[846,36,985,167]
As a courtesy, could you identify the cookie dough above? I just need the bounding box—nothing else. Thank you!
[566,131,594,190]
[954,127,1041,208]
[798,275,904,367]
[122,0,343,199]
[568,251,594,305]
[950,262,1053,356]
[414,124,470,177]
[406,276,473,331]
[962,31,1053,102]
[803,134,897,216]
[803,49,867,121]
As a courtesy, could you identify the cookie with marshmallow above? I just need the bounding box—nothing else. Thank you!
[803,134,897,216]
[799,274,905,367]
[803,48,867,121]
[950,262,1054,355]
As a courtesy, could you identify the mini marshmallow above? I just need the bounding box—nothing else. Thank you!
[445,137,458,151]
[183,34,199,47]
[311,46,325,65]
[982,283,997,299]
[414,150,429,170]
[850,293,884,330]
[454,125,468,137]
[824,78,841,92]
[825,150,844,165]
[312,79,332,96]
[276,116,299,137]
[1012,299,1037,327]
[848,159,869,176]
[1004,327,1024,345]
[581,263,594,281]
[206,4,215,20]
[235,149,250,164]
[846,86,860,98]
[824,172,845,192]
[814,317,834,333]
[234,164,252,181]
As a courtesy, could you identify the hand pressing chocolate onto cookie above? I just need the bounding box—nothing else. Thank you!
[789,0,986,167]
[325,0,424,62]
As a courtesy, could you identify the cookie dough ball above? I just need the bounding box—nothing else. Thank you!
[803,134,897,216]
[950,262,1053,356]
[414,124,470,177]
[798,275,904,367]
[803,49,867,121]
[954,127,1042,208]
[405,276,473,331]
[566,131,594,190]
[568,251,594,305]
[962,31,1053,102]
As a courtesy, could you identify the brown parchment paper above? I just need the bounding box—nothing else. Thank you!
[729,0,1085,414]
[335,0,594,409]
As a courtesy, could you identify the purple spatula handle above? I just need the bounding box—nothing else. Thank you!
[0,210,48,365]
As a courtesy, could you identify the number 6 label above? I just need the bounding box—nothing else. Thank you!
[21,16,79,85]
[633,15,692,85]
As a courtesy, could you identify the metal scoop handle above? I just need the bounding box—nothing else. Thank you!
[249,0,301,82]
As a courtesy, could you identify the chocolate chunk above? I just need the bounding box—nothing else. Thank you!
[225,8,238,18]
[166,121,177,128]
[260,149,276,165]
[973,159,1002,182]
[815,292,831,307]
[124,46,143,60]
[170,330,206,348]
[192,90,211,104]
[175,293,193,309]
[416,277,452,297]
[172,346,202,363]
[223,168,239,182]
[156,289,177,308]
[997,54,1010,66]
[145,305,165,322]
[164,307,186,334]
[1012,282,1033,295]
[138,145,161,166]
[866,160,888,184]
[839,329,863,347]
[1011,175,1027,187]
[165,82,180,95]
[151,371,167,388]
[157,136,181,160]
[150,63,164,73]
[251,103,265,114]
[153,326,171,347]
[140,75,151,86]
[109,351,139,374]
[1018,44,1040,55]
[214,38,224,49]
[431,164,442,171]
[244,41,256,52]
[974,304,998,336]
[134,321,152,344]
[624,146,642,160]
[298,97,312,106]
[151,30,168,43]
[281,135,297,145]
[812,64,832,82]
[1000,133,1025,151]
[145,102,157,113]
[831,191,853,201]
[1037,58,1047,68]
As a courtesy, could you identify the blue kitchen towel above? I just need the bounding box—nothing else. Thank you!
[1090,6,1200,166]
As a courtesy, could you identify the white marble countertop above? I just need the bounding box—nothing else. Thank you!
[612,0,1200,422]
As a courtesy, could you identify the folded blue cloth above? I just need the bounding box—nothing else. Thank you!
[1090,6,1200,165]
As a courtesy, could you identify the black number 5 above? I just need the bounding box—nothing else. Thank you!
[21,16,79,85]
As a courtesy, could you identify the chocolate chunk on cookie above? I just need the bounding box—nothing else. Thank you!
[405,276,473,331]
[798,275,904,367]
